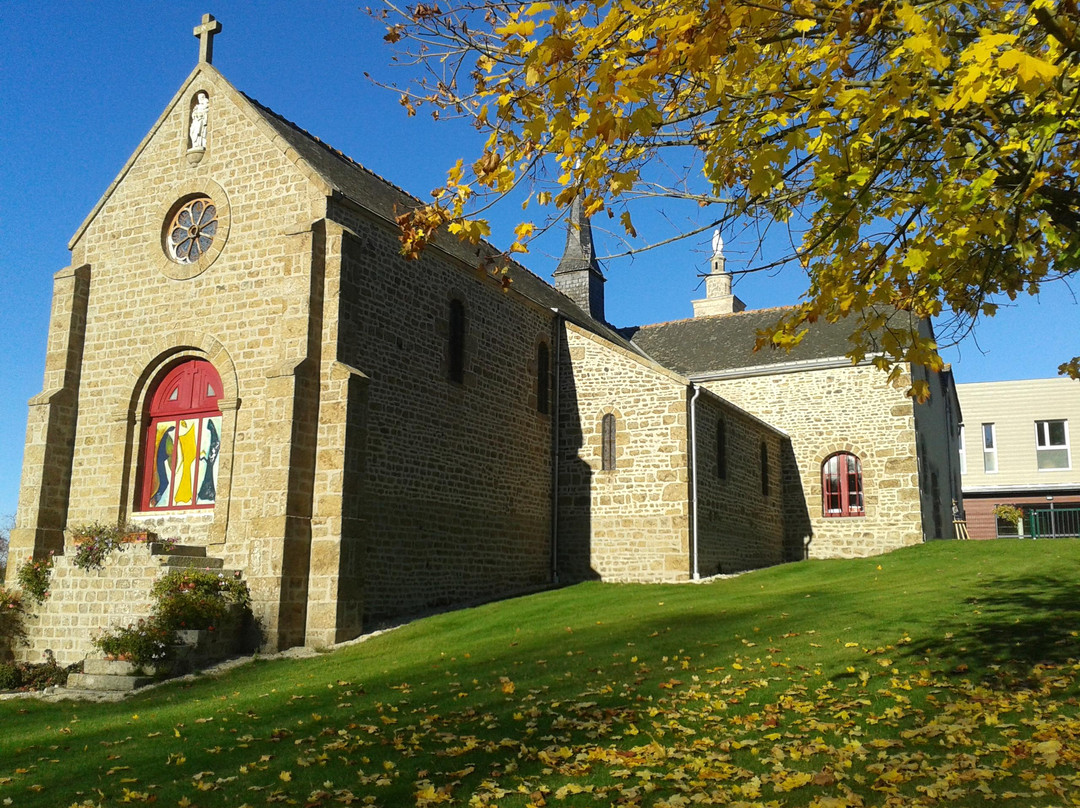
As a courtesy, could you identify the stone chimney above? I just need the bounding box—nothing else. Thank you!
[553,196,606,321]
[692,230,745,317]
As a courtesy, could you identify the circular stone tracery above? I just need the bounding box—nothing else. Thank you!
[167,197,218,264]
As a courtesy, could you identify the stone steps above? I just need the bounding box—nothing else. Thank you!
[64,543,248,693]
[66,671,156,692]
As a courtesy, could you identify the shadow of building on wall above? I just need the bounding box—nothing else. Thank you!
[782,441,813,561]
[554,324,600,582]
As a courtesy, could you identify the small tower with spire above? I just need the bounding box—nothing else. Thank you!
[692,230,745,317]
[553,196,606,322]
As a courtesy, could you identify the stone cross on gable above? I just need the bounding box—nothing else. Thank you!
[194,13,222,65]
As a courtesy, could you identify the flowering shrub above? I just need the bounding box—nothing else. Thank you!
[992,504,1025,531]
[16,552,54,604]
[0,649,78,691]
[152,569,251,632]
[93,617,173,668]
[0,585,27,655]
[71,521,169,571]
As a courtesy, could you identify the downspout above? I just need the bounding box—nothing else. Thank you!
[549,308,563,585]
[689,383,702,580]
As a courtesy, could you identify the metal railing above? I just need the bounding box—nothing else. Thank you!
[1028,507,1080,539]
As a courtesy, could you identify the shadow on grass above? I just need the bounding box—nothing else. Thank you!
[903,572,1080,684]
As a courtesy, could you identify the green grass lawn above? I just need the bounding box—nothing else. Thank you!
[2,539,1079,807]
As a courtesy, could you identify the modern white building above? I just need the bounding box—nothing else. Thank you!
[956,378,1080,538]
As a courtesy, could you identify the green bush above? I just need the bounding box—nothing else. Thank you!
[71,521,169,571]
[15,553,53,604]
[0,651,81,691]
[0,586,27,654]
[0,662,19,690]
[151,569,251,632]
[93,617,174,668]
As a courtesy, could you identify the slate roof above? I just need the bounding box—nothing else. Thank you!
[244,95,639,354]
[624,307,920,377]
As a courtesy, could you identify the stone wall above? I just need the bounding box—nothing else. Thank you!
[693,392,787,575]
[11,69,341,649]
[557,324,692,582]
[332,206,554,623]
[703,365,925,557]
[16,544,169,665]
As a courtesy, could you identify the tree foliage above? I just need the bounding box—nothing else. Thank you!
[382,0,1080,384]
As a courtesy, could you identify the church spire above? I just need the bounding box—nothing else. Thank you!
[194,13,222,65]
[553,195,606,322]
[692,229,745,317]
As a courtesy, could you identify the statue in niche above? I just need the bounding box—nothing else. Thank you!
[189,92,209,150]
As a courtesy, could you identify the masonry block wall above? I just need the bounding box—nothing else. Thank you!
[703,365,925,557]
[11,69,331,651]
[693,393,786,575]
[18,546,166,665]
[333,205,554,623]
[558,324,692,582]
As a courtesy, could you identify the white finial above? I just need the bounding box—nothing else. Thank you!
[711,229,724,257]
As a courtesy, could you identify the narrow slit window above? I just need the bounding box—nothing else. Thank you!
[601,413,616,471]
[448,299,465,383]
[982,423,997,473]
[537,342,550,414]
[717,417,727,479]
[760,441,769,497]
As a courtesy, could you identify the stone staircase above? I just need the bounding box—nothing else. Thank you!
[66,541,249,693]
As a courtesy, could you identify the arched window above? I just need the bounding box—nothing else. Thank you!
[601,413,616,471]
[760,441,769,496]
[537,342,550,414]
[822,452,864,517]
[717,417,727,479]
[448,298,466,383]
[140,359,223,511]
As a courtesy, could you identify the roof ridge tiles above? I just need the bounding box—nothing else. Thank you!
[634,305,798,330]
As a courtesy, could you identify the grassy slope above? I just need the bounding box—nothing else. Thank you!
[1,539,1078,807]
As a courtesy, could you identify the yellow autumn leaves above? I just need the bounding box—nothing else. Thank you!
[385,0,1080,385]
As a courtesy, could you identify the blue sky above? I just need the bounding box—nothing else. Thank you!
[1,2,1077,521]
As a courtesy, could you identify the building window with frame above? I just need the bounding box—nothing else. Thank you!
[717,417,727,479]
[982,423,997,473]
[601,413,616,471]
[958,424,966,475]
[140,358,223,511]
[822,452,864,517]
[760,441,769,496]
[1035,420,1070,470]
[448,298,466,383]
[537,341,550,414]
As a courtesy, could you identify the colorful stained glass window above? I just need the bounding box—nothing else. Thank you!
[140,359,223,511]
[167,197,218,264]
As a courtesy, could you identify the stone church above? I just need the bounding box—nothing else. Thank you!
[6,17,962,664]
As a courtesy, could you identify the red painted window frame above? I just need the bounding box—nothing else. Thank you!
[822,452,864,517]
[138,359,223,511]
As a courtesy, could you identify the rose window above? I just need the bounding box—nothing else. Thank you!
[167,197,218,264]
